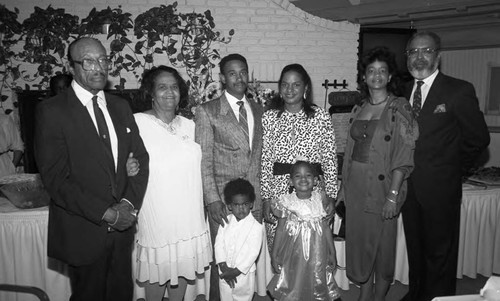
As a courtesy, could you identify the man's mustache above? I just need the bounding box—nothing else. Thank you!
[411,59,429,70]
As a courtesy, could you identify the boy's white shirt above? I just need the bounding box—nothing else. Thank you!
[215,213,263,275]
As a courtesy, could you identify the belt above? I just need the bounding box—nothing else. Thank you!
[272,162,324,176]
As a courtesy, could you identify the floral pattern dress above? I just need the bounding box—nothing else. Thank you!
[260,106,338,250]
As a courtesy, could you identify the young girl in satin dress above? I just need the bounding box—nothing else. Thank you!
[267,161,340,300]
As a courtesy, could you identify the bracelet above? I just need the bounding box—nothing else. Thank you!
[386,197,397,204]
[109,211,120,226]
[389,189,399,196]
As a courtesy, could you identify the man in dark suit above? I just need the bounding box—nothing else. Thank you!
[35,37,149,301]
[401,31,490,300]
[195,53,263,301]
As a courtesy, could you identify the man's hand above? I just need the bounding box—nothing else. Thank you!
[103,202,137,231]
[262,200,275,224]
[208,201,228,226]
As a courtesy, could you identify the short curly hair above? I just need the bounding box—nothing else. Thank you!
[223,178,256,205]
[358,46,402,98]
[139,65,189,112]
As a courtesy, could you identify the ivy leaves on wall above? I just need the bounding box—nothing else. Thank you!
[0,2,234,112]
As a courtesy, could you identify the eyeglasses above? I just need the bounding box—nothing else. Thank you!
[405,48,438,57]
[72,58,112,71]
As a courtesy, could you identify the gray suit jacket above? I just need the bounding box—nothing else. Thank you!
[195,93,263,214]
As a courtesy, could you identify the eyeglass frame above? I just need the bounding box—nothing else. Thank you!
[405,47,439,57]
[71,57,113,71]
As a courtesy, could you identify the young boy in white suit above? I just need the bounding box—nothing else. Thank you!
[215,178,264,301]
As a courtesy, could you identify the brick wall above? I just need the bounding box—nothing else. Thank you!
[1,0,359,110]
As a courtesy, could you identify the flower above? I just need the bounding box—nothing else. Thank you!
[247,80,277,107]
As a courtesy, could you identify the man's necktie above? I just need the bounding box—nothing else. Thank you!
[412,80,424,117]
[92,95,112,155]
[237,100,249,144]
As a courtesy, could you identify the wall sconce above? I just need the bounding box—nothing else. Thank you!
[101,19,111,35]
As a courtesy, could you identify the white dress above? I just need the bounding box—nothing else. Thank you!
[134,113,212,286]
[0,114,23,178]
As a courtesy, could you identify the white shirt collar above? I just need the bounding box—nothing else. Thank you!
[416,69,439,87]
[224,90,247,106]
[72,80,106,107]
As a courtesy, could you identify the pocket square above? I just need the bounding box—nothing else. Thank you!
[433,104,446,113]
[126,127,131,133]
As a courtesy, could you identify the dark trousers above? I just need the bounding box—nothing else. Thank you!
[401,179,460,301]
[68,231,134,301]
[208,210,221,301]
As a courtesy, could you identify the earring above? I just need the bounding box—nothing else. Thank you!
[303,92,307,99]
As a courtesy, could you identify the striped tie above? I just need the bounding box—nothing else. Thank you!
[412,80,424,117]
[237,100,249,144]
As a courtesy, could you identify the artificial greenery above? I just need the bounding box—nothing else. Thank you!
[0,2,234,112]
[18,6,79,89]
[0,5,23,113]
[79,6,136,90]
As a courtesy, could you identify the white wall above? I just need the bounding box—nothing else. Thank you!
[1,0,360,111]
[441,48,500,167]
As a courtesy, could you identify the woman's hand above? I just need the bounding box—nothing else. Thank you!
[324,196,336,221]
[382,199,398,220]
[208,201,229,226]
[262,200,275,224]
[271,253,282,274]
[126,152,139,177]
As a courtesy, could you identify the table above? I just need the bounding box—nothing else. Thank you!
[458,186,500,278]
[431,295,482,301]
[333,185,500,290]
[0,198,71,301]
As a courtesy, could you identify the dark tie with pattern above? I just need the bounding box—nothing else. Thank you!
[92,95,112,156]
[412,80,424,117]
[237,100,249,144]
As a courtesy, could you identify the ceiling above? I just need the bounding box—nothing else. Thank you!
[290,0,500,49]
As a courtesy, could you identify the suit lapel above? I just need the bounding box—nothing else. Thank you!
[219,95,251,152]
[106,95,127,180]
[420,72,444,117]
[67,88,117,190]
[249,100,262,154]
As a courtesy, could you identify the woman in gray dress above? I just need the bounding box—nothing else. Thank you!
[341,47,418,301]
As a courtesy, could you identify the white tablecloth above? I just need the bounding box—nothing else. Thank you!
[457,187,500,278]
[333,185,500,290]
[0,198,70,301]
